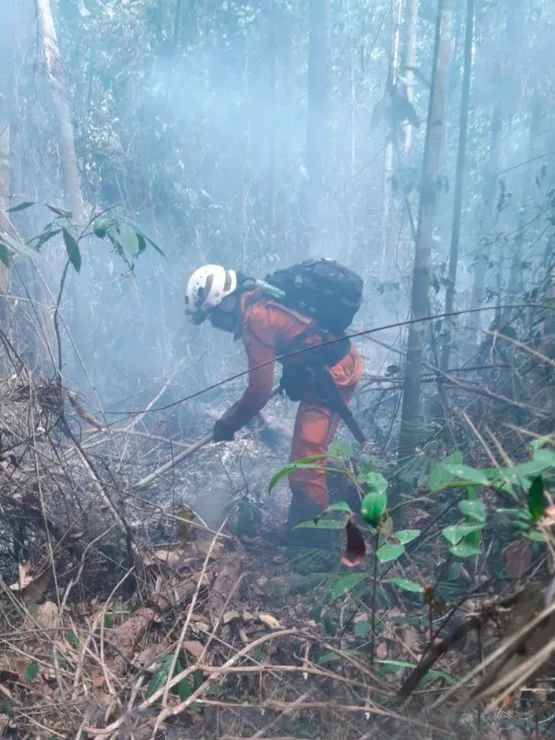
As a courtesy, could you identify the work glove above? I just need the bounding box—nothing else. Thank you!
[212,406,245,443]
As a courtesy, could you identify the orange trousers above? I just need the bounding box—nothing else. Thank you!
[288,345,363,508]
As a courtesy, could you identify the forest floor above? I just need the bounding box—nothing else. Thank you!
[0,348,552,739]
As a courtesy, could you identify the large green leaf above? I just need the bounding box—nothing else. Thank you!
[532,448,555,467]
[458,499,486,522]
[361,490,387,526]
[442,464,490,486]
[527,476,546,523]
[146,661,170,698]
[442,523,485,546]
[114,222,141,256]
[360,470,388,496]
[331,572,366,600]
[449,543,482,559]
[63,229,82,272]
[376,543,405,564]
[390,578,424,594]
[268,456,339,492]
[293,519,346,530]
[428,451,463,491]
[395,529,420,545]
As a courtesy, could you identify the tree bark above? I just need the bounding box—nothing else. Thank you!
[36,0,91,377]
[467,104,502,340]
[36,0,83,220]
[440,0,474,371]
[402,0,419,154]
[303,0,330,255]
[398,0,453,462]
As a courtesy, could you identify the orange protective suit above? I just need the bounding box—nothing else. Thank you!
[233,291,363,508]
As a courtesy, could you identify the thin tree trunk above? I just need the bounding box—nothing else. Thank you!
[402,0,419,154]
[303,0,330,255]
[440,0,474,371]
[36,0,91,376]
[380,0,403,278]
[0,94,11,370]
[501,95,542,327]
[467,104,502,340]
[398,0,453,462]
[267,0,277,237]
[36,0,83,220]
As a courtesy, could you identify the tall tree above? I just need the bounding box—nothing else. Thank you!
[303,0,330,255]
[398,0,453,461]
[467,105,503,341]
[402,0,419,154]
[441,0,474,371]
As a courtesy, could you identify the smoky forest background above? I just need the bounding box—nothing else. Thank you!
[0,0,554,737]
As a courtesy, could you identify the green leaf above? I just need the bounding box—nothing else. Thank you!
[532,448,555,467]
[7,201,35,213]
[293,518,346,530]
[25,661,40,684]
[361,490,387,527]
[146,663,169,698]
[62,228,81,273]
[428,451,463,491]
[524,529,545,543]
[360,471,388,496]
[527,476,546,523]
[420,669,458,686]
[353,620,370,636]
[331,573,366,600]
[317,651,341,665]
[323,614,336,637]
[395,529,420,545]
[449,543,482,558]
[0,244,9,267]
[458,499,487,522]
[357,459,374,482]
[103,615,113,629]
[530,435,554,451]
[66,630,79,648]
[46,204,72,218]
[34,228,62,250]
[269,456,336,492]
[442,464,490,486]
[376,543,405,564]
[390,578,424,594]
[0,231,39,260]
[442,523,485,546]
[325,501,353,514]
[115,222,141,256]
[376,659,415,671]
[328,440,352,462]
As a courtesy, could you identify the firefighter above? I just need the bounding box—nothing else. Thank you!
[185,264,363,543]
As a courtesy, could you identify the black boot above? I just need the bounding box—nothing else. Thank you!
[284,493,334,551]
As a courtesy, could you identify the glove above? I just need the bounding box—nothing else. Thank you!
[213,406,245,443]
[213,417,237,442]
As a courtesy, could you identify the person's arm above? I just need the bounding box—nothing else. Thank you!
[213,308,276,441]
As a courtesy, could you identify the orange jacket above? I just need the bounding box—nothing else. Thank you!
[234,290,362,420]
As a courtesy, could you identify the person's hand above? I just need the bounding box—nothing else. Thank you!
[213,417,237,442]
[213,406,246,442]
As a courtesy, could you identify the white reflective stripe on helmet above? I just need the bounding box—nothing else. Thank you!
[185,265,237,314]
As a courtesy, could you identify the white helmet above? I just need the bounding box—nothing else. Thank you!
[185,265,237,320]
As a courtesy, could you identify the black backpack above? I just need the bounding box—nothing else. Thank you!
[261,258,363,335]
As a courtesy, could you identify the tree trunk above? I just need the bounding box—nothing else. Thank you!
[402,0,419,154]
[36,0,83,220]
[440,0,474,371]
[467,104,502,340]
[303,0,330,255]
[380,0,403,278]
[398,0,453,462]
[36,0,91,378]
[501,95,542,327]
